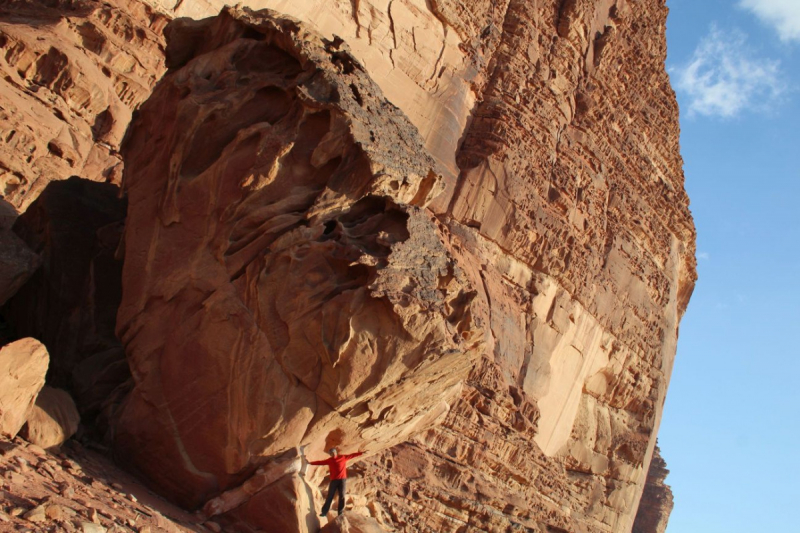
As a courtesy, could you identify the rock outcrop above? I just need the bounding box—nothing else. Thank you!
[320,512,387,533]
[0,338,49,438]
[0,0,695,531]
[0,0,168,211]
[632,446,674,533]
[115,8,485,524]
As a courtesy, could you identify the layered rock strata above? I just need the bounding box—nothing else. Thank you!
[115,9,485,528]
[0,0,167,210]
[0,0,695,531]
[354,0,696,531]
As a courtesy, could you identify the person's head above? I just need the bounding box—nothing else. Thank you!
[328,447,338,457]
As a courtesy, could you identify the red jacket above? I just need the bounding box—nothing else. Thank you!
[309,452,363,480]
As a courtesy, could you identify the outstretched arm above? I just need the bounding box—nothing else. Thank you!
[308,459,330,465]
[344,451,364,460]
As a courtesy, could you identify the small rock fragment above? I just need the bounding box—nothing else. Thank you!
[22,504,47,522]
[80,522,107,533]
[203,522,221,533]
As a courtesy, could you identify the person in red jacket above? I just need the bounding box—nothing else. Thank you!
[309,447,363,516]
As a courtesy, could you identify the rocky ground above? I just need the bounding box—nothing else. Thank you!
[0,436,215,533]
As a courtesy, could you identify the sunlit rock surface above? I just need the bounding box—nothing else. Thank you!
[115,8,485,521]
[0,0,167,210]
[0,1,695,532]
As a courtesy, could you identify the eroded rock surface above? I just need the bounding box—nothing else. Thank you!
[352,0,696,531]
[0,0,694,531]
[115,7,484,518]
[0,0,167,210]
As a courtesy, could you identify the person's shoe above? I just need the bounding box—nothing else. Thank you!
[319,513,326,517]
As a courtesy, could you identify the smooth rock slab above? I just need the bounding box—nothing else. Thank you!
[0,338,49,438]
[21,386,80,450]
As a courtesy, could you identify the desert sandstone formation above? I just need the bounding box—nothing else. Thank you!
[0,338,49,438]
[0,0,694,532]
[0,0,167,211]
[115,9,485,526]
[632,446,674,533]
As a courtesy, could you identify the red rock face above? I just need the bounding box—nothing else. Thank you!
[115,7,485,513]
[352,1,696,531]
[0,1,695,531]
[0,0,167,211]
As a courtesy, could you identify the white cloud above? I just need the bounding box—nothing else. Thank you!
[671,25,786,118]
[739,0,800,43]
[697,252,710,260]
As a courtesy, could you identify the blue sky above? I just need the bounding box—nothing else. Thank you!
[660,0,800,531]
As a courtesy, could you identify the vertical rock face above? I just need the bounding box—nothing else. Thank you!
[0,0,167,211]
[116,7,484,513]
[632,446,674,533]
[352,1,696,531]
[0,0,695,531]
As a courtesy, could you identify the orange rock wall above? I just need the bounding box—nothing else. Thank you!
[0,0,167,211]
[0,1,695,532]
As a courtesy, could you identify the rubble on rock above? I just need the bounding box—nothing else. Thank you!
[0,435,211,532]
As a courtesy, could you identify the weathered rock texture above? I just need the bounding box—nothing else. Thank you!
[0,337,49,438]
[351,0,697,531]
[319,512,387,533]
[0,0,167,211]
[0,0,695,531]
[115,8,485,524]
[20,386,81,450]
[632,446,673,533]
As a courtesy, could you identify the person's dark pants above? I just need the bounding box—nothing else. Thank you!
[320,478,346,515]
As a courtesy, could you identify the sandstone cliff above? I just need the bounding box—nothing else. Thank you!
[0,0,167,211]
[115,10,485,530]
[0,1,695,532]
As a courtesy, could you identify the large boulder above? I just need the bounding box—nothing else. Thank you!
[114,6,485,514]
[21,386,81,450]
[0,337,49,438]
